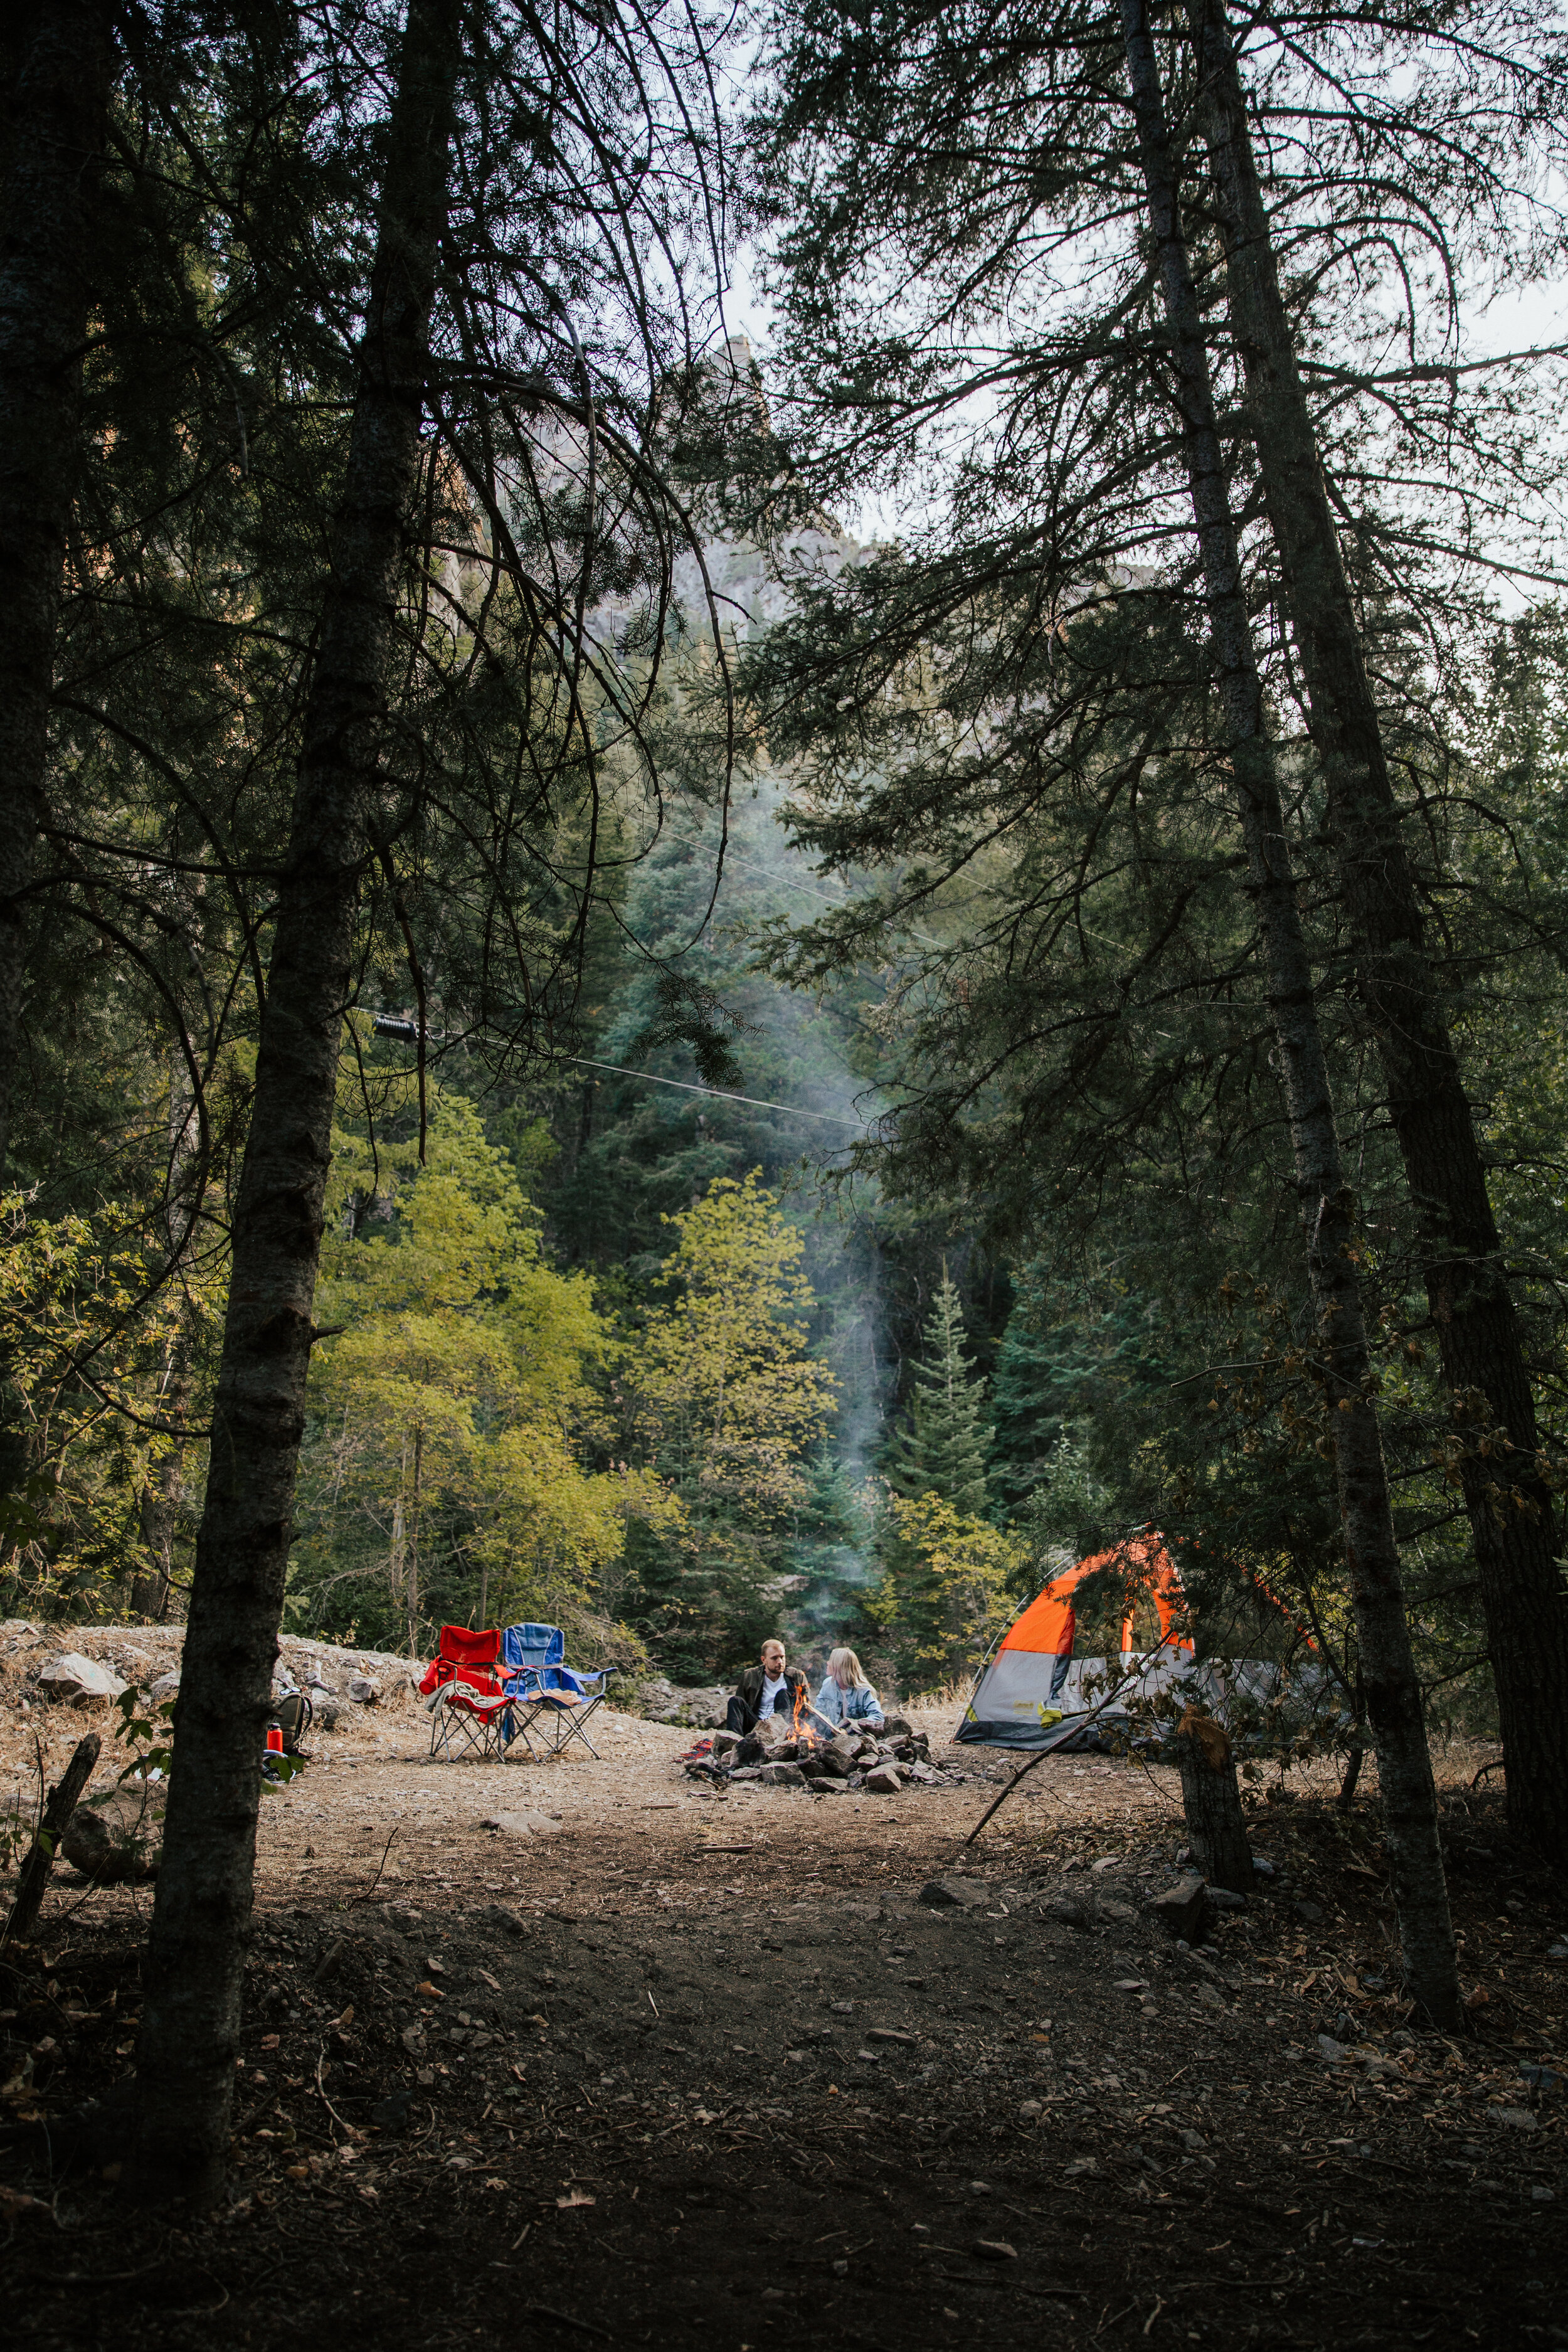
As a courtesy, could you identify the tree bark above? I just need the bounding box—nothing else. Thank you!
[130,0,460,2205]
[0,1,117,1182]
[3,1730,100,1947]
[1186,0,1568,1866]
[1170,1715,1252,1894]
[1121,0,1462,2025]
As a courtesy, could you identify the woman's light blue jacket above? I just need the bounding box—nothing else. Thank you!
[814,1676,884,1727]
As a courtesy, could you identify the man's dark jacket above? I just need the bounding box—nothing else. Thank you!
[733,1663,807,1715]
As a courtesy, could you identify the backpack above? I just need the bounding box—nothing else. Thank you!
[273,1688,314,1753]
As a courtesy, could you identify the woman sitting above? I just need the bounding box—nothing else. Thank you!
[814,1647,886,1730]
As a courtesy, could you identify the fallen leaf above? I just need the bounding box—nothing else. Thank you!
[418,1981,445,2000]
[0,2186,50,2218]
[260,2033,280,2050]
[285,2164,309,2180]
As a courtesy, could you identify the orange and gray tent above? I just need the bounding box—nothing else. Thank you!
[957,1534,1194,1749]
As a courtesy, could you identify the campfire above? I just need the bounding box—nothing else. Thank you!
[685,1688,946,1795]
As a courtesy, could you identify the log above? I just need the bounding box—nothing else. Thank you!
[4,1732,102,1946]
[1171,1708,1251,1895]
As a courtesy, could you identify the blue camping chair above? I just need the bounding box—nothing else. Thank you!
[501,1623,608,1761]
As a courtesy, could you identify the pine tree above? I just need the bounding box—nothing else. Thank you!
[885,1271,993,1518]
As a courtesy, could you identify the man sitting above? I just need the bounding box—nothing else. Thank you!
[726,1638,808,1735]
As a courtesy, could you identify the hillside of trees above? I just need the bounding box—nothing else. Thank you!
[6,0,1568,2168]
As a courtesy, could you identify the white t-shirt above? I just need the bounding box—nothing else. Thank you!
[758,1671,787,1715]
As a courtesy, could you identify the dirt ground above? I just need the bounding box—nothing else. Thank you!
[1,1625,1565,2349]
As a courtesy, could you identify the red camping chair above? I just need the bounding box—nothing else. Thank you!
[420,1626,512,1762]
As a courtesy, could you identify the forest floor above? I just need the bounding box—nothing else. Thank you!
[1,1624,1565,2350]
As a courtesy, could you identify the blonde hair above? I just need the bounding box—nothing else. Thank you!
[828,1646,871,1689]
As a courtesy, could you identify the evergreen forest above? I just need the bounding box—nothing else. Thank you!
[5,0,1568,2178]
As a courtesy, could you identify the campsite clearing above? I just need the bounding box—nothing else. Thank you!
[0,1630,1563,2348]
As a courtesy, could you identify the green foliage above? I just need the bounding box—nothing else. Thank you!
[884,1269,993,1518]
[615,1170,837,1677]
[292,1093,671,1657]
[0,1195,222,1620]
[867,1491,1022,1692]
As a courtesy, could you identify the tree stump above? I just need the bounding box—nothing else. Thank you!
[1172,1707,1252,1895]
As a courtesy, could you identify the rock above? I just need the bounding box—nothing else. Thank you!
[1018,2100,1042,2121]
[711,1729,742,1761]
[371,2088,413,2132]
[760,1762,806,1789]
[1316,2035,1349,2062]
[1519,2064,1562,2095]
[315,1698,342,1730]
[904,1761,941,1784]
[61,1787,164,1882]
[866,2027,916,2045]
[753,1713,796,1755]
[1042,1897,1090,1930]
[807,1776,843,1796]
[864,1764,903,1795]
[1205,1885,1246,1911]
[972,2240,1017,2261]
[480,1810,563,1836]
[1251,1856,1277,1878]
[1546,1940,1568,1963]
[1099,1898,1138,1925]
[37,1652,126,1708]
[347,1673,381,1705]
[386,1904,423,1935]
[480,1903,527,1936]
[1486,2105,1539,2131]
[400,2025,427,2055]
[919,1877,988,1909]
[1294,1899,1324,1924]
[881,1714,913,1736]
[1194,1983,1226,2010]
[1151,1875,1207,1941]
[817,1742,855,1779]
[1091,1856,1122,1873]
[148,1671,180,1705]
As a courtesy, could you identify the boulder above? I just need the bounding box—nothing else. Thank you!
[1205,1884,1246,1912]
[148,1671,181,1705]
[37,1653,125,1709]
[760,1761,806,1789]
[347,1673,381,1705]
[62,1786,164,1882]
[1150,1873,1207,1941]
[918,1877,988,1909]
[881,1714,913,1736]
[864,1764,902,1795]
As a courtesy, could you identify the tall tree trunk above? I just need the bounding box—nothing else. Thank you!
[1120,0,1462,2025]
[130,0,460,2204]
[1186,0,1568,1865]
[132,1058,203,1621]
[0,1,117,1181]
